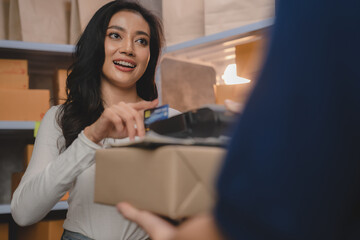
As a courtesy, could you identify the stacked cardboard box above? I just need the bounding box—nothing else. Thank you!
[15,220,64,240]
[213,83,253,105]
[214,39,266,105]
[204,0,274,36]
[53,69,68,105]
[0,59,50,121]
[0,59,28,89]
[0,223,8,240]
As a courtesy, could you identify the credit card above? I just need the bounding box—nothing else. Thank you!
[144,104,169,131]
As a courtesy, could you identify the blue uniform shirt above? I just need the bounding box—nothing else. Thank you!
[215,0,360,239]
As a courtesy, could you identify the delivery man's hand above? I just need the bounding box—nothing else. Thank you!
[117,202,224,240]
[84,99,158,143]
[224,99,244,114]
[117,202,176,240]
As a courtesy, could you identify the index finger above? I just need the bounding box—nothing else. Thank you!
[130,99,159,111]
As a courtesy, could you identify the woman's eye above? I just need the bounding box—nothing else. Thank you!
[109,33,121,39]
[136,38,148,46]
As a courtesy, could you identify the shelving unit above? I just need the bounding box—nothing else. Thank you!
[0,122,35,140]
[0,40,74,53]
[0,41,74,210]
[162,18,273,81]
[0,121,35,130]
[157,18,273,111]
[0,202,68,240]
[0,18,273,80]
[164,18,272,57]
[0,40,73,80]
[0,202,68,215]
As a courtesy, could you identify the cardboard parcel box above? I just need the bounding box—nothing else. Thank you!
[95,146,225,219]
[0,89,49,121]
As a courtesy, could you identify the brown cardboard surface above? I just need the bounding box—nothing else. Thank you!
[24,144,34,169]
[0,59,27,75]
[162,0,204,45]
[0,89,50,121]
[213,83,253,104]
[0,223,9,240]
[60,192,69,201]
[16,220,64,240]
[0,73,29,89]
[0,0,9,40]
[53,69,67,105]
[235,39,266,81]
[9,0,69,44]
[204,0,274,35]
[11,172,24,196]
[70,0,161,44]
[70,0,111,44]
[161,57,216,112]
[213,39,267,105]
[95,146,225,219]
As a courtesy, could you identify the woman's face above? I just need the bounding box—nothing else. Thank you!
[102,10,150,89]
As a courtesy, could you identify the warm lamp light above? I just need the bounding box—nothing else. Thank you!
[221,64,251,85]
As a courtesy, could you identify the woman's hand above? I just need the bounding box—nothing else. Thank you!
[84,99,158,143]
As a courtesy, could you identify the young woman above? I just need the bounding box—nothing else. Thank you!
[11,1,178,239]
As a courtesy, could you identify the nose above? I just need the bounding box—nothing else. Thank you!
[120,38,135,56]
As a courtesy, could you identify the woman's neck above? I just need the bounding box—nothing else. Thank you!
[101,81,141,107]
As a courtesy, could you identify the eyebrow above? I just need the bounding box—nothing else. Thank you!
[107,26,150,38]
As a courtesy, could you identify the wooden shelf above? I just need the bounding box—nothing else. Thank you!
[0,40,74,54]
[0,201,68,215]
[163,18,273,65]
[0,121,35,130]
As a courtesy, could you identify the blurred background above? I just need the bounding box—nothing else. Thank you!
[0,0,274,239]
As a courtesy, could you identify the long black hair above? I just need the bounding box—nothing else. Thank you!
[58,0,164,149]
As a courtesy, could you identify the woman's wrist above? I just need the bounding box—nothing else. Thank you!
[84,126,100,144]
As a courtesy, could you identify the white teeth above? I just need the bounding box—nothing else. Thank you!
[113,60,135,68]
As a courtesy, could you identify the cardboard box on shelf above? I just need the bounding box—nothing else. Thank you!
[0,223,9,240]
[53,69,68,105]
[70,0,111,44]
[11,172,24,196]
[214,39,266,105]
[213,83,253,105]
[204,0,274,35]
[9,0,69,44]
[235,39,266,81]
[95,146,225,219]
[60,192,69,201]
[0,0,9,40]
[0,74,29,89]
[0,59,28,75]
[161,58,216,112]
[16,220,64,240]
[24,144,34,169]
[162,0,204,45]
[0,89,50,121]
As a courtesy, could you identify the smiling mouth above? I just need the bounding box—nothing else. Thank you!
[113,60,136,68]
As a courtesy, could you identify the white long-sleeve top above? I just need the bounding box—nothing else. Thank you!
[11,105,180,240]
